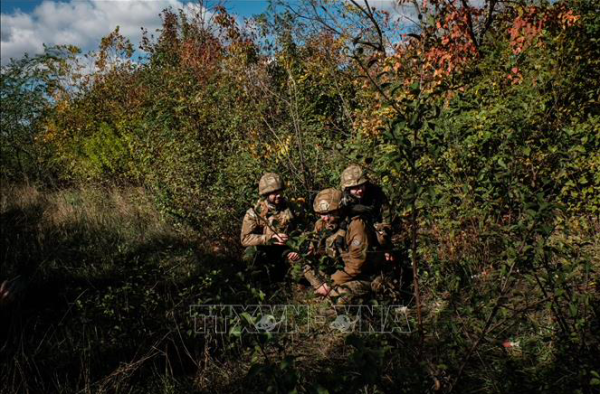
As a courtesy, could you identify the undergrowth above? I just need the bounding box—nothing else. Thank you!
[1,184,598,393]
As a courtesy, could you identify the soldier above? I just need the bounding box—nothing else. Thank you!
[312,188,346,259]
[241,173,300,280]
[303,188,386,303]
[298,188,346,289]
[340,164,392,250]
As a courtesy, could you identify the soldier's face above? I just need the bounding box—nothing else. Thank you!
[348,184,366,199]
[267,191,283,205]
[320,211,340,225]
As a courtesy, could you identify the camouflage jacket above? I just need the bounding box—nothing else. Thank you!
[342,182,392,247]
[313,219,346,259]
[331,216,378,286]
[342,182,391,227]
[240,199,296,247]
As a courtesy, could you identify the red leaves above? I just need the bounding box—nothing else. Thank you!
[419,7,481,82]
[509,5,581,56]
[509,10,544,55]
[557,9,580,29]
[506,67,522,85]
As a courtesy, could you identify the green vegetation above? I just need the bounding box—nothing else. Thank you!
[1,0,598,392]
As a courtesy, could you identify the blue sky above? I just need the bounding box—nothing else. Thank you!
[0,0,272,65]
[0,0,271,16]
[0,0,421,66]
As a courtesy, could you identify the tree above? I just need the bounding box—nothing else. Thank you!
[1,45,80,182]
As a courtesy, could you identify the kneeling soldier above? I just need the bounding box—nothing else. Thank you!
[299,188,346,289]
[340,164,392,249]
[241,172,300,280]
[307,188,385,303]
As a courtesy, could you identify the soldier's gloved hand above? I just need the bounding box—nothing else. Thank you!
[287,252,300,262]
[271,233,289,245]
[385,252,395,262]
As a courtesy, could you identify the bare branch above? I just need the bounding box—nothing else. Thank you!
[349,0,385,53]
[478,0,498,44]
[460,0,482,57]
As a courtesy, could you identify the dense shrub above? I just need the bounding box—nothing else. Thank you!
[1,0,598,392]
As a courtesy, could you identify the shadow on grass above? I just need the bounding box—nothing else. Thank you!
[0,186,425,393]
[0,190,268,393]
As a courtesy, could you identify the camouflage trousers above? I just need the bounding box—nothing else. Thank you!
[332,273,394,304]
[331,280,372,304]
[301,264,387,304]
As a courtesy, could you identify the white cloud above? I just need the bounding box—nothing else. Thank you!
[1,0,207,65]
[347,0,419,24]
[353,0,487,28]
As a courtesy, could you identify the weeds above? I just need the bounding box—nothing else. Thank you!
[0,184,229,393]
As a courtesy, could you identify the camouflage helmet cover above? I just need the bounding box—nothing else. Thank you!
[340,164,368,190]
[259,172,284,195]
[313,188,343,214]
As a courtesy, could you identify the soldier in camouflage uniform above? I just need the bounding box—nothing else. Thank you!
[298,188,345,289]
[241,173,300,280]
[306,188,386,303]
[340,164,393,250]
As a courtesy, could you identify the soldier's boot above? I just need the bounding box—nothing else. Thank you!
[302,265,326,289]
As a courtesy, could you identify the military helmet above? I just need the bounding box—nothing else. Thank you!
[340,164,368,190]
[313,188,343,214]
[259,172,284,196]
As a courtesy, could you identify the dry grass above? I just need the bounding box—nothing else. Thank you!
[0,184,208,393]
[1,184,169,242]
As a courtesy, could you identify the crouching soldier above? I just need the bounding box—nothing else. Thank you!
[340,164,392,250]
[298,188,346,289]
[241,172,300,281]
[304,188,388,304]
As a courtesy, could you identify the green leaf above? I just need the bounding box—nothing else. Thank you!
[569,303,578,317]
[229,325,242,337]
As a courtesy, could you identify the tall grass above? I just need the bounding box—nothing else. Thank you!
[0,184,234,393]
[2,184,176,280]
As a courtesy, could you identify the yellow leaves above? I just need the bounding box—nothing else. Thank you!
[272,136,292,161]
[67,45,81,55]
[356,111,389,138]
[54,97,70,114]
[42,121,59,143]
[250,136,293,162]
[343,2,360,14]
[380,144,397,154]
